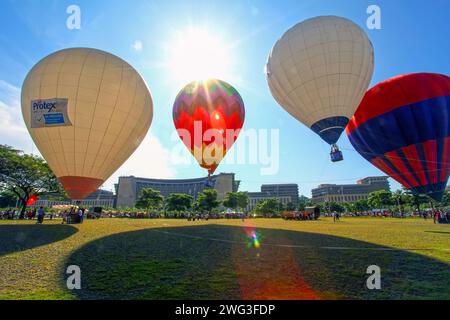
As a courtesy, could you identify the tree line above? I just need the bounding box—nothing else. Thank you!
[307,189,449,216]
[134,188,301,217]
[134,187,450,218]
[1,144,448,218]
[134,188,249,216]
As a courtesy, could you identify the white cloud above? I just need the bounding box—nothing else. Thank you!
[0,80,37,154]
[103,133,177,190]
[131,40,143,52]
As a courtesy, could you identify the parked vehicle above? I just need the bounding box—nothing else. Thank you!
[282,206,320,221]
[87,207,102,219]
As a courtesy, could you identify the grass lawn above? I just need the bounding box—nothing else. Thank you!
[0,217,449,300]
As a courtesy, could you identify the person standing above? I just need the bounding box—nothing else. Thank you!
[434,211,439,224]
[37,207,45,224]
[78,207,84,223]
[334,211,340,222]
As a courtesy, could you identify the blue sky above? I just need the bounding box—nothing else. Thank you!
[0,0,449,196]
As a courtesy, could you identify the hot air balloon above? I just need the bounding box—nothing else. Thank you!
[173,79,245,178]
[266,16,374,162]
[21,48,153,199]
[26,194,39,206]
[347,73,450,201]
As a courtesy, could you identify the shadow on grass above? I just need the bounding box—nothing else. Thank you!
[64,224,449,300]
[0,224,78,256]
[425,230,450,235]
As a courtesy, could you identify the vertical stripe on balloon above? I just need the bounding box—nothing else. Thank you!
[439,137,449,183]
[371,157,412,189]
[385,150,420,188]
[422,140,438,184]
[401,144,427,187]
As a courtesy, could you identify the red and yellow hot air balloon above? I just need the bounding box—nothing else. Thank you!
[172,79,245,176]
[21,48,153,199]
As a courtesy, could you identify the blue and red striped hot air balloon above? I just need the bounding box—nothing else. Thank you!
[346,73,450,201]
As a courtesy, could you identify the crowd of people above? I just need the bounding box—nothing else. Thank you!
[0,207,51,222]
[1,207,449,224]
[320,209,450,223]
[110,211,246,221]
[0,206,87,224]
[60,207,85,224]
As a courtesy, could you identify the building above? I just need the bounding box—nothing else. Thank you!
[116,173,239,208]
[261,184,299,205]
[246,192,293,211]
[32,189,116,208]
[311,176,390,203]
[245,183,299,211]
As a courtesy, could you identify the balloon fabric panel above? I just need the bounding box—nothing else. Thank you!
[347,73,450,201]
[173,79,245,175]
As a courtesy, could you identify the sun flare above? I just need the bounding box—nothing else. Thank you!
[167,27,232,84]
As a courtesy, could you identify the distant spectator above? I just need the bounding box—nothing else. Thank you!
[78,208,84,223]
[37,207,45,224]
[333,211,340,222]
[434,211,440,224]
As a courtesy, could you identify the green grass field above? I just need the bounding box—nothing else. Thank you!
[0,217,449,300]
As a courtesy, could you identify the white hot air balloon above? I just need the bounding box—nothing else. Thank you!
[266,16,374,162]
[21,48,153,199]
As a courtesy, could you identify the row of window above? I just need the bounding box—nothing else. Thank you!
[314,194,368,203]
[32,199,116,207]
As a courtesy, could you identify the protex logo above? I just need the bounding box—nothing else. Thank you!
[30,98,72,128]
[32,100,57,112]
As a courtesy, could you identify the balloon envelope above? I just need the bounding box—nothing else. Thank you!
[347,73,450,201]
[266,16,374,145]
[173,79,245,175]
[26,194,39,206]
[21,48,153,199]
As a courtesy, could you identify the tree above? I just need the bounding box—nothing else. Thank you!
[0,145,62,218]
[354,199,370,212]
[0,191,16,208]
[285,202,296,211]
[406,191,428,213]
[441,192,449,207]
[254,198,279,217]
[297,202,306,211]
[297,196,309,211]
[195,189,220,214]
[236,192,249,213]
[392,189,409,216]
[343,202,355,213]
[328,202,345,213]
[165,193,192,213]
[223,192,239,212]
[367,190,393,209]
[135,188,164,212]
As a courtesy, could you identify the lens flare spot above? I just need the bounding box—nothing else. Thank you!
[244,227,261,249]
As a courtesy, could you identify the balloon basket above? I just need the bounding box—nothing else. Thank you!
[330,145,344,162]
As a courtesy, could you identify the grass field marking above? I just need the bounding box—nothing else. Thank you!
[148,227,450,252]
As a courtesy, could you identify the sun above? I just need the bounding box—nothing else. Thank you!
[167,27,232,84]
